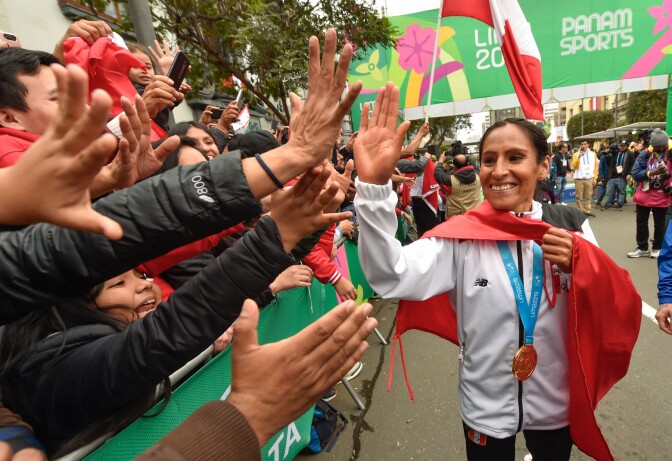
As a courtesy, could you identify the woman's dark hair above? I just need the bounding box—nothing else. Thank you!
[0,286,172,457]
[169,121,216,141]
[151,136,208,177]
[479,118,548,163]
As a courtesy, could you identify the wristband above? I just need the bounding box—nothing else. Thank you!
[255,154,284,189]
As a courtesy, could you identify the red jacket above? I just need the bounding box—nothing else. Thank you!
[392,201,641,461]
[0,128,39,167]
[302,223,342,285]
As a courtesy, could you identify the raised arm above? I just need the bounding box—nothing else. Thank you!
[353,83,457,300]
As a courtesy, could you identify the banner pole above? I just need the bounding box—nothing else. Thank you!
[425,0,444,122]
[667,74,672,134]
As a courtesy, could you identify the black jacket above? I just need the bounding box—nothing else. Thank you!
[552,151,568,177]
[3,216,293,454]
[0,151,260,325]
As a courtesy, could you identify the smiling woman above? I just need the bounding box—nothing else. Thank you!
[353,87,638,460]
[478,119,550,214]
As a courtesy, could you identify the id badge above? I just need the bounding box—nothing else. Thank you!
[616,165,623,174]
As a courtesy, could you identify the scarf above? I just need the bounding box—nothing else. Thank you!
[391,201,641,461]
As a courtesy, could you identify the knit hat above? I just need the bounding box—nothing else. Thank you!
[650,129,669,148]
[226,130,280,158]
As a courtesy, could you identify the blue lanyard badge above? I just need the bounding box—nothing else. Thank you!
[617,152,624,166]
[497,241,544,345]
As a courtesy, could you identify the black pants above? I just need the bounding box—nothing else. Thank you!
[463,423,572,461]
[411,197,440,237]
[635,205,667,250]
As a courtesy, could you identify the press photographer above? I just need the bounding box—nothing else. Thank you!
[627,129,672,259]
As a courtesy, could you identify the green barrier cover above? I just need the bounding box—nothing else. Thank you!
[348,1,672,129]
[395,215,412,242]
[87,240,372,461]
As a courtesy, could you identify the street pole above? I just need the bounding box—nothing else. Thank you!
[127,0,156,46]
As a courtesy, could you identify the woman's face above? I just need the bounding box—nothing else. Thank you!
[178,146,207,166]
[186,126,219,159]
[128,52,154,87]
[480,124,549,214]
[95,270,162,322]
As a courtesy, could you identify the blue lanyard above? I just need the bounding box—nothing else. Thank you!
[617,152,624,166]
[582,151,589,166]
[497,241,544,345]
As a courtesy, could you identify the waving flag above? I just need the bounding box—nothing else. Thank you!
[441,0,543,120]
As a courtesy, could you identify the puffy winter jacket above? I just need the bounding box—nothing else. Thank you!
[2,215,293,455]
[0,151,260,324]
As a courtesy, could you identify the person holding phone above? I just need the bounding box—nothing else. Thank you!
[208,100,241,152]
[126,42,186,133]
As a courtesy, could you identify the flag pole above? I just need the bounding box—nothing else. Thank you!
[424,0,444,123]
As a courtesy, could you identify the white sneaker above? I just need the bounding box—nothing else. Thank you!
[627,248,650,258]
[342,361,363,381]
[650,249,661,259]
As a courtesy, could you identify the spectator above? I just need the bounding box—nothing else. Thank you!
[594,145,609,209]
[627,129,672,258]
[169,121,219,159]
[571,140,598,217]
[552,142,569,203]
[434,152,482,218]
[151,136,209,176]
[0,165,349,456]
[602,140,629,211]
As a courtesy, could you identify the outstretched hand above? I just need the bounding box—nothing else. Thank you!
[286,29,362,167]
[354,82,410,185]
[228,298,376,446]
[269,162,352,252]
[0,64,122,239]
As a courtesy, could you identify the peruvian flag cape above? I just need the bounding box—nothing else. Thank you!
[392,201,641,461]
[63,37,168,142]
[421,158,440,215]
[441,0,543,121]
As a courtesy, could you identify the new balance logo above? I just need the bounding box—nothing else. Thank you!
[198,195,215,203]
[474,278,488,287]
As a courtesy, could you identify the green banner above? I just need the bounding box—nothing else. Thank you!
[86,241,373,461]
[348,0,672,129]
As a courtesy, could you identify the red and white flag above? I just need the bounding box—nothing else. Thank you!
[441,0,543,121]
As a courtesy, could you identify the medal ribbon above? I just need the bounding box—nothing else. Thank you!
[497,241,544,345]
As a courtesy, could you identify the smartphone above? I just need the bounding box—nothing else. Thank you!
[235,88,244,107]
[271,120,279,130]
[166,51,190,90]
[210,107,224,119]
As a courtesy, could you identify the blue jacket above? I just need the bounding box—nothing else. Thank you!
[598,154,609,179]
[630,151,654,183]
[659,225,672,304]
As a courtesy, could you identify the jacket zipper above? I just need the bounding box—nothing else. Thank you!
[516,240,524,433]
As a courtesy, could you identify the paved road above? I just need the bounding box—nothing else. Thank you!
[303,201,672,461]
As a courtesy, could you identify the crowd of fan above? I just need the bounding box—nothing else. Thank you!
[0,22,385,461]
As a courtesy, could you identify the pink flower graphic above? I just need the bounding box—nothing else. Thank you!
[623,0,672,78]
[649,0,672,34]
[396,24,439,74]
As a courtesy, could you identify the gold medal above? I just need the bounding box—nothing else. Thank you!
[512,344,537,381]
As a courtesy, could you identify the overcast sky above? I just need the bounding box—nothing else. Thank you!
[371,0,488,141]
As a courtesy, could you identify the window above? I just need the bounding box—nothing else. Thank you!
[58,0,128,24]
